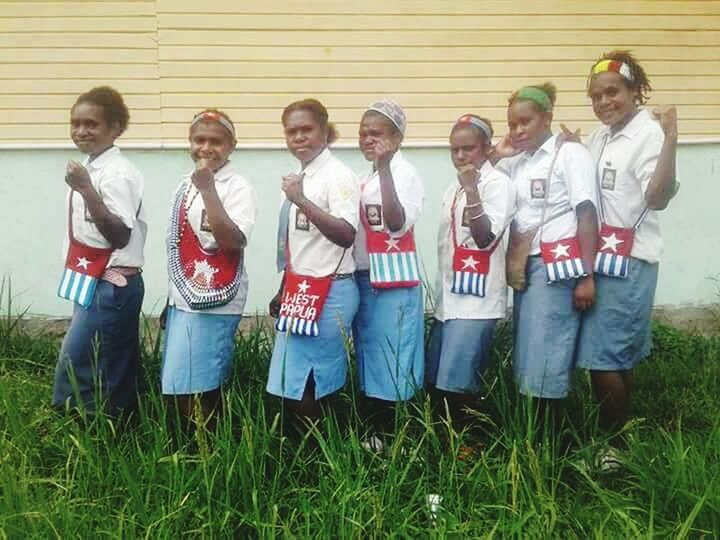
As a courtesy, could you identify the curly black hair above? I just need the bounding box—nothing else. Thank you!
[588,50,652,105]
[73,86,130,134]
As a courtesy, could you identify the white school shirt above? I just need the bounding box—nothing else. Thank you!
[354,150,425,271]
[167,161,258,315]
[433,160,516,321]
[586,109,665,263]
[64,146,146,268]
[497,134,596,255]
[284,147,360,277]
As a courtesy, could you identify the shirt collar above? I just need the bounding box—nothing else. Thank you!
[478,159,494,179]
[608,108,651,141]
[520,133,557,161]
[83,145,120,170]
[300,147,332,177]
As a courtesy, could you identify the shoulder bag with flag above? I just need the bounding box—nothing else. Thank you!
[449,187,502,297]
[537,141,588,283]
[57,193,114,309]
[167,184,243,310]
[592,134,646,279]
[361,206,421,289]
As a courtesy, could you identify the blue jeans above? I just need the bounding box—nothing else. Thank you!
[52,274,144,415]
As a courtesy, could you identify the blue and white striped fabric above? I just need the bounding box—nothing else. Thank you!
[595,251,630,278]
[275,316,318,337]
[450,271,487,297]
[368,251,420,286]
[58,269,99,309]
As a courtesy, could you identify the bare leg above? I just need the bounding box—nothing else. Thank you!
[590,370,632,434]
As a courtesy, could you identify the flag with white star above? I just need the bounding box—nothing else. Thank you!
[57,240,113,308]
[275,271,333,337]
[451,245,491,297]
[365,228,421,288]
[540,237,587,282]
[594,223,635,278]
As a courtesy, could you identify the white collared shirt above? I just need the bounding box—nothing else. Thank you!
[284,147,360,276]
[433,160,516,320]
[586,109,665,263]
[64,146,146,268]
[353,150,425,270]
[497,134,596,254]
[168,161,258,314]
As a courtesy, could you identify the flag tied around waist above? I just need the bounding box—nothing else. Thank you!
[58,240,112,308]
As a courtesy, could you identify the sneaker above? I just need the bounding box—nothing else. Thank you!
[595,446,624,472]
[426,493,443,524]
[361,434,385,454]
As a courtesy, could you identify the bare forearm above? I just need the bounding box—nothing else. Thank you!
[79,186,131,249]
[377,165,405,232]
[464,185,493,248]
[644,133,677,210]
[200,187,246,254]
[576,201,598,273]
[296,196,356,248]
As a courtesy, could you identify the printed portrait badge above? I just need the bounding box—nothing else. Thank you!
[602,166,617,190]
[295,210,310,231]
[531,178,546,199]
[365,204,382,227]
[200,209,212,232]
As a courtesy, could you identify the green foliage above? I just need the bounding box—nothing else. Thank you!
[0,301,718,537]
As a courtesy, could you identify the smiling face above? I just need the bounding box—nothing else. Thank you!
[507,100,552,152]
[449,126,488,171]
[189,121,235,170]
[70,102,121,157]
[283,109,327,165]
[588,71,638,130]
[358,112,402,162]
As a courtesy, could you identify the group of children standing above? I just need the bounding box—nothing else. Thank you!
[52,50,677,462]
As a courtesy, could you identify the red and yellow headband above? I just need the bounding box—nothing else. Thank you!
[592,59,634,82]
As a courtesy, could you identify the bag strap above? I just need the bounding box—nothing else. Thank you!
[537,139,566,243]
[450,186,506,252]
[594,132,649,231]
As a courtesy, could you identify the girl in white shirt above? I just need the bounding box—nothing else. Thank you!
[267,99,360,433]
[576,51,677,456]
[494,83,598,427]
[426,115,515,433]
[52,86,146,417]
[162,109,257,430]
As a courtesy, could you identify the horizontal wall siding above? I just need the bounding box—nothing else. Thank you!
[1,1,719,144]
[0,0,159,144]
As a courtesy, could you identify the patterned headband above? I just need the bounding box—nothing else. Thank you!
[366,99,407,135]
[514,87,553,112]
[190,110,235,137]
[592,59,634,82]
[454,115,493,141]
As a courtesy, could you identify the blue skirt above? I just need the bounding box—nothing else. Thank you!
[352,271,424,401]
[577,259,659,371]
[52,274,144,414]
[161,306,242,394]
[512,256,583,399]
[426,317,497,394]
[267,277,359,400]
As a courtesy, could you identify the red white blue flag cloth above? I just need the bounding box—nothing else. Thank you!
[365,227,421,289]
[451,245,491,297]
[594,223,635,279]
[539,236,587,283]
[58,239,112,308]
[275,270,333,337]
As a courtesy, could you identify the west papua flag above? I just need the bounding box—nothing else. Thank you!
[451,245,491,297]
[540,237,587,282]
[594,223,635,279]
[275,271,333,337]
[57,241,112,308]
[366,229,421,288]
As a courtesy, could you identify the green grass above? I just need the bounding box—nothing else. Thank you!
[0,304,718,538]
